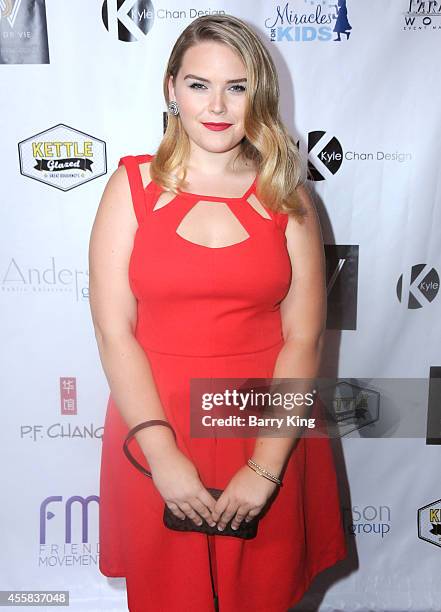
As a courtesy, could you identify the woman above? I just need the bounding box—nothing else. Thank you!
[333,0,352,41]
[89,14,347,612]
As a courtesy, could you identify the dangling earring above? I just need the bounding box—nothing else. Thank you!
[168,100,179,116]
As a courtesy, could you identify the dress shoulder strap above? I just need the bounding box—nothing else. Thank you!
[118,154,154,225]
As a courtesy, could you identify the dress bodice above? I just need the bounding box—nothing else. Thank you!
[120,153,292,357]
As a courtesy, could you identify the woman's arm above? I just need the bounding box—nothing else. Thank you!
[251,184,327,476]
[88,164,176,467]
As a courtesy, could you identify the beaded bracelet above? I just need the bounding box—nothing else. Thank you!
[247,458,283,487]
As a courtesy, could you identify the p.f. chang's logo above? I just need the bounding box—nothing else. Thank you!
[18,124,106,191]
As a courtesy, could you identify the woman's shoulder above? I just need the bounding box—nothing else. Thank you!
[117,153,155,189]
[118,152,155,167]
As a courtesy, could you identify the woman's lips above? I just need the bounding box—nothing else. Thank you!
[202,123,232,131]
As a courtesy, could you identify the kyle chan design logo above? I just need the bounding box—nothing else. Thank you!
[102,0,154,41]
[18,124,107,191]
[302,131,344,181]
[418,499,441,548]
[396,264,439,308]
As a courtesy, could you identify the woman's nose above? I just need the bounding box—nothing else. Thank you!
[208,90,227,114]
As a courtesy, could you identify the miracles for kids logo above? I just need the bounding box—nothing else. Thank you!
[265,0,352,43]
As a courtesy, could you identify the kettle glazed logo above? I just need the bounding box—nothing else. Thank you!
[417,499,441,548]
[18,124,107,191]
[265,0,353,43]
[322,380,380,437]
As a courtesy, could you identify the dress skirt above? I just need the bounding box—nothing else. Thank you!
[99,339,347,612]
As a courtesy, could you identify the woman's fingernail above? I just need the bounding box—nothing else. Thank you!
[217,525,224,531]
[209,521,216,527]
[232,525,237,530]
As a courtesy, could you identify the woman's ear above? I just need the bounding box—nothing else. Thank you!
[168,75,176,102]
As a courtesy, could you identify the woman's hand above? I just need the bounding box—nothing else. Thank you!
[150,447,217,527]
[212,464,279,531]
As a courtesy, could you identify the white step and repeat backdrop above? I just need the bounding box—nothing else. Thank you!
[1,1,440,611]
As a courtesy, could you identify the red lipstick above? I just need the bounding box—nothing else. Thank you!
[202,122,232,131]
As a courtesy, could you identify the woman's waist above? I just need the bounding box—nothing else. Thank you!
[135,307,284,357]
[137,337,284,358]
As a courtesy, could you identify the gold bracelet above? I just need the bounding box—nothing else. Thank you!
[247,459,283,486]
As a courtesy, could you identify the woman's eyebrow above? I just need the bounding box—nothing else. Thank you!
[183,74,247,84]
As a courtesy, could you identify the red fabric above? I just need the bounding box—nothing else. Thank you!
[99,153,347,611]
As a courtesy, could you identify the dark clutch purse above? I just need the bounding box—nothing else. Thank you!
[123,420,260,539]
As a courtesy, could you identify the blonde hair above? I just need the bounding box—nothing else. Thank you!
[150,14,307,221]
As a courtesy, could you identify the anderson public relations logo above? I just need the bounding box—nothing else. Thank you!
[2,256,89,302]
[18,124,107,191]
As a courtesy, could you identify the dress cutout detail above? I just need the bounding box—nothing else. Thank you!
[99,153,347,612]
[175,201,251,249]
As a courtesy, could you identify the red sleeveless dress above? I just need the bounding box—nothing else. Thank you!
[99,153,347,611]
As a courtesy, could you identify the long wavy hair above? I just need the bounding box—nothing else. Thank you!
[149,14,307,220]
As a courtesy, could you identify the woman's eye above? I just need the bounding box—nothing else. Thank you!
[230,85,246,93]
[189,83,246,93]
